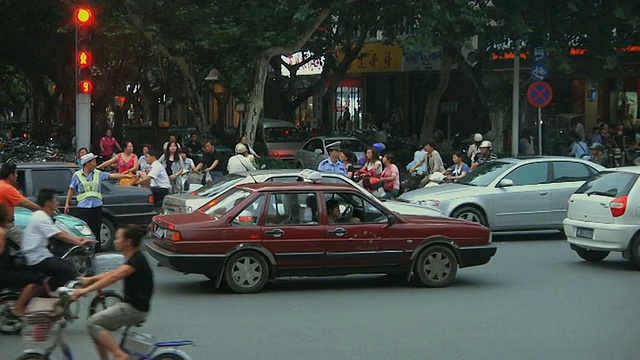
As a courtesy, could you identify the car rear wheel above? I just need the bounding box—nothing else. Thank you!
[629,235,640,270]
[224,251,269,294]
[575,246,609,262]
[100,218,116,251]
[414,245,458,288]
[451,206,487,226]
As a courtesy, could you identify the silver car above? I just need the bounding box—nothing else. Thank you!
[162,169,443,217]
[397,157,605,231]
[294,136,367,169]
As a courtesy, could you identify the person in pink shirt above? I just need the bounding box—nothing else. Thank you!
[380,153,400,199]
[99,129,122,160]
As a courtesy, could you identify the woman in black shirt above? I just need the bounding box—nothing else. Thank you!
[72,225,154,360]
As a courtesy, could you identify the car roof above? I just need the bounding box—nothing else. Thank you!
[260,119,296,127]
[307,136,363,143]
[501,156,602,167]
[603,166,640,174]
[17,162,77,169]
[238,182,355,192]
[230,169,345,178]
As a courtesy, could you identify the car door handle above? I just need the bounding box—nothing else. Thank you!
[539,192,549,196]
[328,228,347,237]
[265,229,285,238]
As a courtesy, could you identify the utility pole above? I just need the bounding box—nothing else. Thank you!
[511,42,520,157]
[75,7,93,151]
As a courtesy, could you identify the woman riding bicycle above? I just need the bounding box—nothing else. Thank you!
[72,225,153,360]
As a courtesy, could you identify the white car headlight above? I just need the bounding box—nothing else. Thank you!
[412,199,441,207]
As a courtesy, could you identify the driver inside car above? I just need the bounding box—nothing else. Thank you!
[326,199,360,224]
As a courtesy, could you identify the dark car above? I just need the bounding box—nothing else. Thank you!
[147,182,497,293]
[16,163,156,250]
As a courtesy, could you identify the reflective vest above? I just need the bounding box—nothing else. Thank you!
[75,170,103,202]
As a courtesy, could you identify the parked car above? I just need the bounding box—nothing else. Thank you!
[397,157,604,232]
[13,206,94,276]
[295,136,367,170]
[15,163,156,250]
[162,169,443,217]
[563,167,640,268]
[147,182,497,293]
[252,119,304,164]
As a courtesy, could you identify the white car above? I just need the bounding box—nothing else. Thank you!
[563,167,640,269]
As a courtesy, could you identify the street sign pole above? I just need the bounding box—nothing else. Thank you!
[76,93,91,151]
[511,42,520,157]
[538,107,542,155]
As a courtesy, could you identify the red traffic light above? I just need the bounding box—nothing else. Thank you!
[79,81,93,94]
[76,8,92,24]
[77,51,92,67]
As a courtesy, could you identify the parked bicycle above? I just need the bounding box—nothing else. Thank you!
[14,292,194,360]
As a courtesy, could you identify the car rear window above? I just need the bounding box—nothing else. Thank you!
[193,174,245,197]
[329,139,367,152]
[264,127,303,143]
[575,171,639,198]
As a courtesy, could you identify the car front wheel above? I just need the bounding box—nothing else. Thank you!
[575,246,609,262]
[224,251,269,294]
[414,245,458,288]
[451,206,487,227]
[100,218,116,250]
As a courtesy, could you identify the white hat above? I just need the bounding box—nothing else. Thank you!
[80,153,98,165]
[235,143,248,154]
[479,140,492,148]
[473,133,483,142]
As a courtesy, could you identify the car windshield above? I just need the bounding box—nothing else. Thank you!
[457,161,513,187]
[201,188,253,219]
[264,127,303,142]
[575,171,639,198]
[328,139,367,152]
[192,174,245,197]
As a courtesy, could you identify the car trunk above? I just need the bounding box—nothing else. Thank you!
[567,194,615,224]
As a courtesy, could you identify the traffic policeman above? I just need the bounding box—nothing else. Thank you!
[317,142,347,176]
[64,153,131,252]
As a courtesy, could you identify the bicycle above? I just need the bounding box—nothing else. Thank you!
[1,272,122,335]
[15,293,194,360]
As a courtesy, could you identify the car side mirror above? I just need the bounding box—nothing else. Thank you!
[498,179,514,188]
[387,214,396,225]
[314,148,323,156]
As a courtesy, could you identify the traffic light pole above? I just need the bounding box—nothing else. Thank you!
[76,93,91,151]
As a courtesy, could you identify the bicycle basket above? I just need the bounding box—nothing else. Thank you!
[22,321,55,342]
[123,331,156,356]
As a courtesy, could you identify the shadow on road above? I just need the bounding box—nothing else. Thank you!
[570,258,637,272]
[494,231,566,242]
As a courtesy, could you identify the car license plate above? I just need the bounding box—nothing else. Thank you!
[154,227,165,239]
[576,227,594,239]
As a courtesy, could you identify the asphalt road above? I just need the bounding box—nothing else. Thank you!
[2,234,640,360]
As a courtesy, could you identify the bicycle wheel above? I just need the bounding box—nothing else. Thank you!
[15,353,47,360]
[88,292,123,316]
[152,354,187,360]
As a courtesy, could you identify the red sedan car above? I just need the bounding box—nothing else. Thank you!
[147,182,497,293]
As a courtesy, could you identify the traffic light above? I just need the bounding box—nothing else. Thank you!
[75,7,93,94]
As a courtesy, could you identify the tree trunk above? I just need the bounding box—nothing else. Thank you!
[420,53,455,142]
[488,107,507,155]
[244,8,332,146]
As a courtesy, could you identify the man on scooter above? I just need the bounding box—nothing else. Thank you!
[21,189,94,290]
[0,203,43,318]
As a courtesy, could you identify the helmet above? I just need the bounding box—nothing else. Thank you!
[372,143,385,152]
[589,142,604,151]
[473,133,483,142]
[235,144,248,154]
[479,140,492,148]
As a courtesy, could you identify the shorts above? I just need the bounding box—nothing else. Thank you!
[6,223,23,245]
[87,302,148,338]
[0,270,43,289]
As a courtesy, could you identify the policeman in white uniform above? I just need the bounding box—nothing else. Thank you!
[317,142,347,176]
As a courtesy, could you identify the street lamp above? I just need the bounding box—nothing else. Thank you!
[204,68,229,132]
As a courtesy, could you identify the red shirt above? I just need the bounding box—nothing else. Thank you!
[0,180,25,220]
[100,136,118,156]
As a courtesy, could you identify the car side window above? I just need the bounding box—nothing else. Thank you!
[320,176,348,185]
[231,195,265,226]
[16,170,27,195]
[32,169,73,195]
[303,139,323,152]
[552,161,593,182]
[324,192,387,224]
[503,162,548,186]
[267,176,297,183]
[265,192,318,226]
